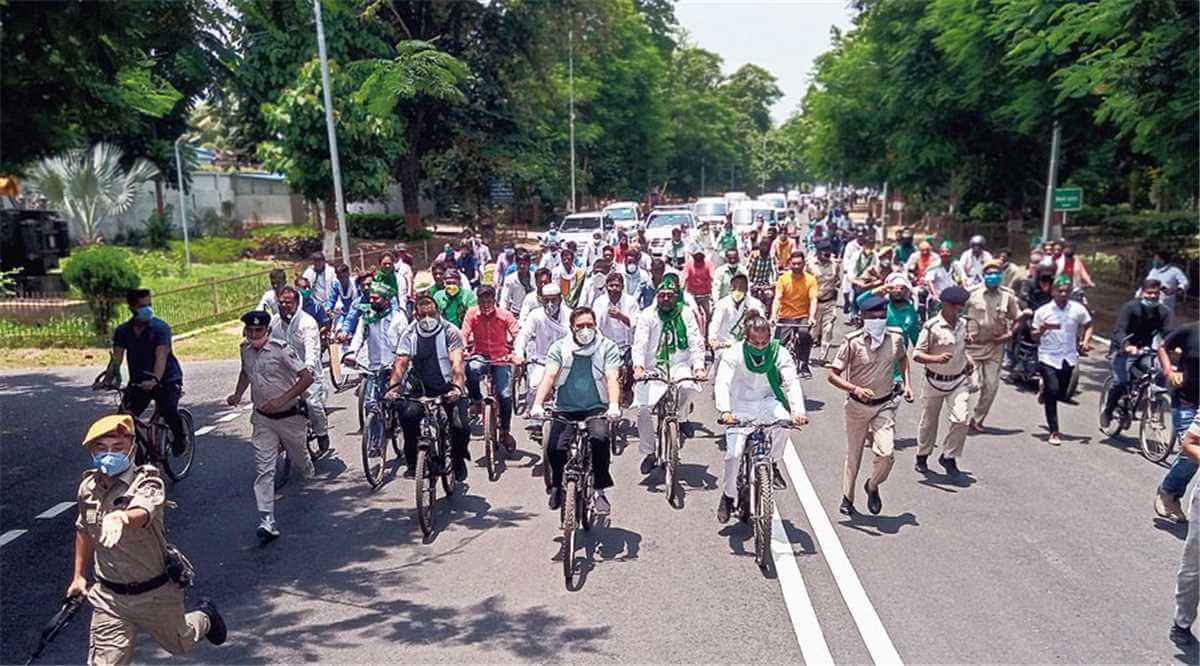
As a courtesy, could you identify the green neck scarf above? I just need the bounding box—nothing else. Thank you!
[441,289,467,325]
[375,269,398,296]
[742,340,790,411]
[654,277,689,364]
[718,231,737,251]
[360,283,394,325]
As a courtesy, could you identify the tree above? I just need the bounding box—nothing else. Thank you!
[26,143,159,243]
[721,64,782,134]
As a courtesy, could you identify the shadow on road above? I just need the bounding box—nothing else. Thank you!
[839,511,919,537]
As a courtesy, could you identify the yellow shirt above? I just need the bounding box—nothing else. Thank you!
[774,271,818,319]
[772,237,794,266]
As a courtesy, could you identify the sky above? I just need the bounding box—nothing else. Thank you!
[674,0,857,125]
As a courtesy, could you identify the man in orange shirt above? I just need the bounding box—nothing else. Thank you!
[771,230,795,270]
[772,253,818,378]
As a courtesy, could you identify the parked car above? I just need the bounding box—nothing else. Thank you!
[603,201,641,233]
[756,192,788,220]
[731,203,778,236]
[554,211,611,249]
[643,207,697,257]
[693,197,727,228]
[723,191,749,211]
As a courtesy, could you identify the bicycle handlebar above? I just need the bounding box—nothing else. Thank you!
[633,373,706,386]
[724,418,804,431]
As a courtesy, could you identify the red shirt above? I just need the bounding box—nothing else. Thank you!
[461,306,519,360]
[684,258,713,296]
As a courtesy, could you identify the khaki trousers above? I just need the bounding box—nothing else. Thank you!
[970,351,1003,422]
[917,378,970,459]
[87,583,209,665]
[843,399,897,501]
[814,298,838,349]
[251,413,311,514]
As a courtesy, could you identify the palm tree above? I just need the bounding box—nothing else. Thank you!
[26,143,159,243]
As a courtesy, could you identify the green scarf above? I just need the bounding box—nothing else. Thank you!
[654,276,689,364]
[440,288,468,326]
[718,231,738,251]
[742,340,790,411]
[375,268,399,297]
[360,282,394,325]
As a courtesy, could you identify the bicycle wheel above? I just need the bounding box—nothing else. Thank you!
[356,382,366,433]
[439,440,455,495]
[415,448,436,537]
[753,463,774,570]
[275,445,291,490]
[362,412,388,488]
[1139,391,1175,463]
[512,374,527,415]
[161,409,196,481]
[1098,377,1122,436]
[484,399,499,481]
[581,470,595,531]
[562,479,578,587]
[327,347,344,392]
[662,419,680,507]
[306,426,322,461]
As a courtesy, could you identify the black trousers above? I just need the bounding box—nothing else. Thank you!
[1037,361,1074,432]
[125,383,185,445]
[776,317,813,366]
[398,395,470,468]
[547,409,613,491]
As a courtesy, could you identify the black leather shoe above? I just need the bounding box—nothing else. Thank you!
[772,464,788,490]
[196,598,227,645]
[1170,623,1197,647]
[640,454,658,475]
[865,480,882,515]
[839,496,856,516]
[939,455,961,480]
[548,488,562,510]
[914,454,929,473]
[717,496,733,524]
[453,459,468,482]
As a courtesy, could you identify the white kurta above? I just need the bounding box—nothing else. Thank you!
[631,303,706,455]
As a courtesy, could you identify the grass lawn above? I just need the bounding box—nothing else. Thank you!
[142,259,277,292]
[0,320,243,370]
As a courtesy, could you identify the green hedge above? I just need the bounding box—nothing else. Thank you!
[347,213,432,241]
[168,237,255,263]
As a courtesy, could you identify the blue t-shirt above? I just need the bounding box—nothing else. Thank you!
[113,318,183,384]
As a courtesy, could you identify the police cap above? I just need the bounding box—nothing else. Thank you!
[860,295,888,313]
[940,286,969,305]
[241,310,271,327]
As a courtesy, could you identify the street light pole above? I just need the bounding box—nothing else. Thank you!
[568,27,577,213]
[1040,120,1061,244]
[173,137,191,268]
[313,0,351,265]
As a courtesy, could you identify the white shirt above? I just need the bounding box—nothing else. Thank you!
[347,309,409,370]
[302,264,339,304]
[473,241,492,264]
[515,304,573,361]
[709,294,766,347]
[593,291,640,351]
[631,303,705,372]
[269,310,322,373]
[576,273,611,309]
[1032,300,1092,368]
[501,270,534,315]
[714,341,806,417]
[258,289,306,317]
[518,289,543,320]
[957,250,993,286]
[392,262,414,304]
[840,240,862,293]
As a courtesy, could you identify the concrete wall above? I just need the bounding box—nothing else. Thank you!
[347,183,436,219]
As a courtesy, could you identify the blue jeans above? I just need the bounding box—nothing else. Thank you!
[466,359,513,432]
[1161,401,1198,499]
[361,369,391,414]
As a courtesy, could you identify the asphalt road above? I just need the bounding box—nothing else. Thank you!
[2,319,1197,664]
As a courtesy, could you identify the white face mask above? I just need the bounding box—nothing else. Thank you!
[545,302,561,318]
[417,316,440,334]
[574,327,596,346]
[864,318,888,347]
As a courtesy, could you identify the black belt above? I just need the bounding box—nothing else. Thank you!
[97,572,170,595]
[818,294,838,303]
[850,390,896,406]
[925,368,970,382]
[255,405,302,420]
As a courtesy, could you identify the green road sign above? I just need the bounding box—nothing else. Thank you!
[1053,187,1082,211]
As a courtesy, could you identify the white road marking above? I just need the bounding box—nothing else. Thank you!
[784,444,904,666]
[0,530,28,547]
[216,413,240,424]
[35,502,75,520]
[194,425,216,436]
[772,503,834,665]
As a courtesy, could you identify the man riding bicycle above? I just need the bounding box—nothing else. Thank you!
[461,286,520,451]
[514,283,573,411]
[709,273,766,362]
[530,307,623,514]
[343,282,409,411]
[1101,279,1172,431]
[771,253,818,379]
[594,272,639,403]
[96,289,186,453]
[714,316,808,523]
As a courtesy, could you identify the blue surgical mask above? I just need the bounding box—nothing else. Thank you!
[93,451,132,476]
[983,273,1002,288]
[1141,298,1159,309]
[133,305,153,322]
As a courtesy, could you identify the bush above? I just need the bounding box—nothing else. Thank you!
[198,207,243,238]
[247,223,319,239]
[169,237,254,264]
[243,233,323,260]
[128,250,181,280]
[62,245,141,336]
[347,213,402,239]
[967,201,1005,223]
[142,205,174,250]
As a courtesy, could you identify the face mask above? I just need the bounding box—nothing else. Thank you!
[1141,298,1159,309]
[626,262,637,274]
[746,344,768,364]
[445,284,460,296]
[298,288,312,298]
[864,318,888,345]
[370,300,389,313]
[574,327,596,346]
[133,305,153,322]
[984,273,1003,288]
[417,316,440,333]
[93,451,131,476]
[731,289,745,304]
[545,302,561,318]
[1152,259,1164,269]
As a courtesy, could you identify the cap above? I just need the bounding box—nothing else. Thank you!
[541,284,562,297]
[940,286,969,305]
[1053,273,1071,287]
[885,272,912,288]
[860,295,888,312]
[984,259,1003,271]
[939,240,954,251]
[241,310,271,327]
[83,414,134,446]
[814,240,832,253]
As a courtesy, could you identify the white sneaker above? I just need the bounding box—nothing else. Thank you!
[256,515,280,540]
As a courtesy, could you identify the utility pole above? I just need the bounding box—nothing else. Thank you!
[568,27,577,213]
[314,0,350,265]
[1040,120,1061,244]
[760,133,767,193]
[173,137,192,268]
[700,159,705,197]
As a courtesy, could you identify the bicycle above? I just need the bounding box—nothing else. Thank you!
[406,388,457,538]
[727,419,802,571]
[1098,347,1175,462]
[468,355,515,482]
[92,374,196,482]
[274,404,321,490]
[775,318,812,371]
[636,371,704,508]
[319,324,347,393]
[357,366,401,489]
[548,412,607,590]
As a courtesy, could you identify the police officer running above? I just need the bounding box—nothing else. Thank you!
[226,310,315,540]
[965,260,1020,432]
[69,414,226,664]
[912,286,974,481]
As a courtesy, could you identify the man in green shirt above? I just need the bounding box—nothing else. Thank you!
[433,266,477,328]
[530,306,623,515]
[710,248,747,301]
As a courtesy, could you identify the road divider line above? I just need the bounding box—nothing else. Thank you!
[216,413,240,424]
[35,502,76,519]
[194,425,216,437]
[0,529,28,548]
[784,444,903,666]
[772,503,834,665]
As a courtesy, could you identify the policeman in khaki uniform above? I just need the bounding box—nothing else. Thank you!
[69,415,225,664]
[913,285,974,481]
[807,240,842,362]
[964,259,1020,432]
[227,310,314,540]
[828,295,913,516]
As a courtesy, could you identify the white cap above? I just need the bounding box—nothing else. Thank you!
[541,284,562,297]
[885,272,912,289]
